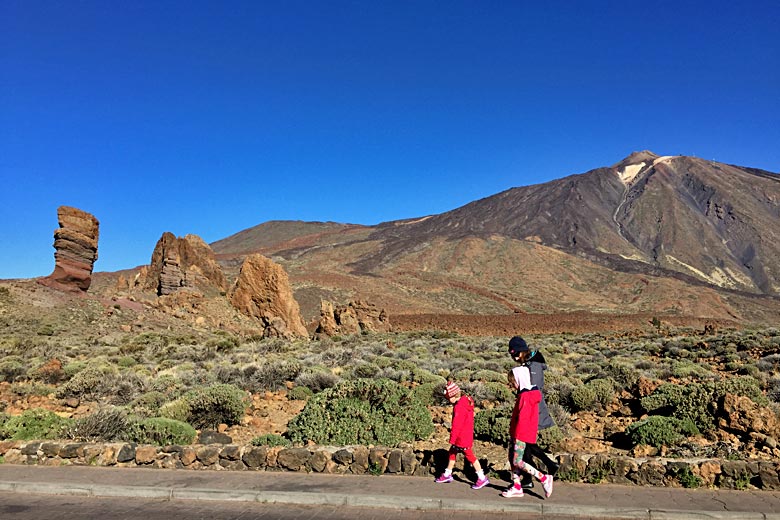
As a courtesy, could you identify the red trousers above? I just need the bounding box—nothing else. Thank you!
[448,445,477,464]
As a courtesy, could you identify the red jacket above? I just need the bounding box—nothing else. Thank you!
[449,395,475,448]
[509,388,541,444]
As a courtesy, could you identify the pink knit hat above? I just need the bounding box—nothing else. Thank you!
[444,381,461,398]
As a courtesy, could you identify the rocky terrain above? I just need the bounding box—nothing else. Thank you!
[209,152,780,326]
[2,151,779,490]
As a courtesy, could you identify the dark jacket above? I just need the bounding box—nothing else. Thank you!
[525,351,555,430]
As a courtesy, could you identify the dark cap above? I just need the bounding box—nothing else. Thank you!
[508,336,529,355]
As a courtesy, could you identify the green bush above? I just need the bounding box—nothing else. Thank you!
[641,383,715,431]
[570,384,598,412]
[537,425,564,451]
[149,374,184,396]
[588,378,617,408]
[251,433,291,447]
[55,365,117,400]
[0,408,73,440]
[180,384,248,429]
[717,376,768,406]
[409,382,438,406]
[350,362,380,379]
[288,386,313,400]
[603,361,640,390]
[249,361,302,391]
[9,383,51,397]
[206,333,240,352]
[642,378,769,432]
[129,417,196,445]
[474,406,511,445]
[294,370,340,393]
[626,416,699,448]
[131,391,168,417]
[158,398,191,423]
[63,407,131,442]
[287,378,433,446]
[671,360,711,379]
[117,356,137,368]
[0,356,27,383]
[673,466,702,488]
[472,369,506,383]
[412,368,446,385]
[484,382,514,403]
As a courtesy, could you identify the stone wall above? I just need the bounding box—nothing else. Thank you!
[1,441,778,490]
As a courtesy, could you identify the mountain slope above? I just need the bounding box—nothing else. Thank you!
[211,152,780,324]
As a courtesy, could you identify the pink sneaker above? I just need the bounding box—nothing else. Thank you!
[501,485,524,498]
[541,474,553,498]
[435,474,453,483]
[471,477,490,490]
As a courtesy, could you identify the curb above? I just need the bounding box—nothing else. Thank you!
[1,480,779,520]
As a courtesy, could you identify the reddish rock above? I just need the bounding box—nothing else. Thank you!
[314,299,391,336]
[228,254,308,338]
[696,460,722,487]
[39,206,99,292]
[718,393,780,438]
[35,358,64,384]
[636,376,661,398]
[135,445,158,464]
[142,232,227,296]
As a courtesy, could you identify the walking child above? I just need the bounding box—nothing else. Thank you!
[508,336,559,489]
[435,381,490,489]
[503,366,554,498]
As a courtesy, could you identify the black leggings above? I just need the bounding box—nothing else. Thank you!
[522,443,557,475]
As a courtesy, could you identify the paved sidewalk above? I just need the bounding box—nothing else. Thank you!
[1,465,780,519]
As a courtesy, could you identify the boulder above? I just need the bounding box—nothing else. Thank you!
[314,300,391,336]
[718,393,780,438]
[228,254,308,338]
[142,232,227,296]
[277,447,311,471]
[198,430,233,445]
[39,206,99,292]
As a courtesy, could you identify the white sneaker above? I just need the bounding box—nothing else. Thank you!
[541,474,553,498]
[501,485,524,498]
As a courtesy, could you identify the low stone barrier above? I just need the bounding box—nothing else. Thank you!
[1,441,778,490]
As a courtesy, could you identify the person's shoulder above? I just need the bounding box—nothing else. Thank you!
[457,394,474,405]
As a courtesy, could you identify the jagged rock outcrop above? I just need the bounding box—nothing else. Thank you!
[39,206,99,292]
[719,393,780,440]
[315,300,391,336]
[142,233,227,296]
[228,254,307,338]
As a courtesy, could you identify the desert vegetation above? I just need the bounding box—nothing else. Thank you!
[2,295,780,470]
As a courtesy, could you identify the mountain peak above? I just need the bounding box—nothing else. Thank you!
[612,151,659,184]
[612,150,659,170]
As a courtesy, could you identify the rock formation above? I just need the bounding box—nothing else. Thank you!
[315,300,391,336]
[142,233,227,296]
[719,393,780,440]
[228,254,308,338]
[39,206,100,292]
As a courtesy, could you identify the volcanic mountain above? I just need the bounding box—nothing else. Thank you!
[212,152,780,325]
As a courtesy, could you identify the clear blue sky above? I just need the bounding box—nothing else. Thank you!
[2,1,778,279]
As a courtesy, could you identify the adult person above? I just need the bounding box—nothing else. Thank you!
[508,335,559,489]
[502,365,553,498]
